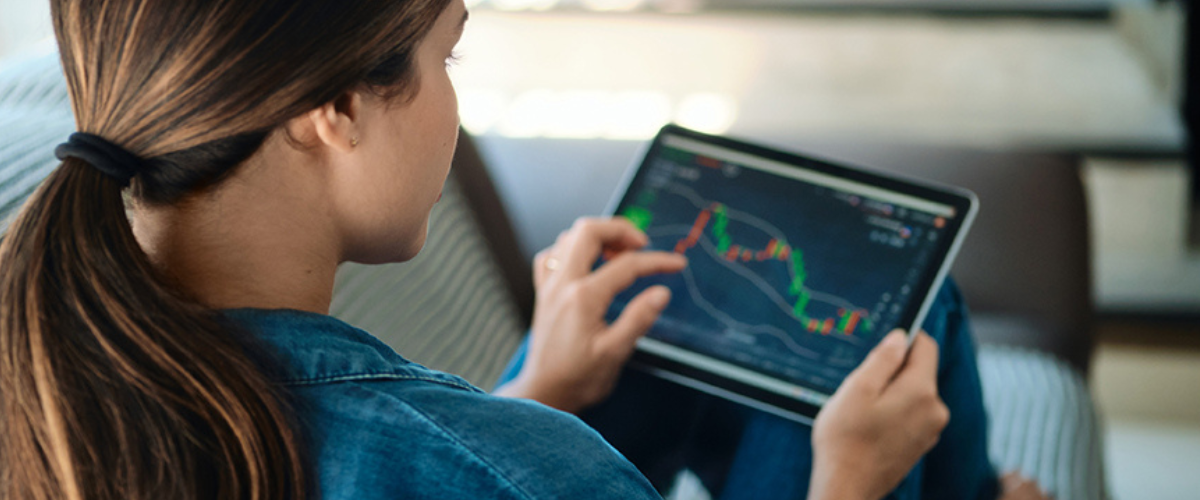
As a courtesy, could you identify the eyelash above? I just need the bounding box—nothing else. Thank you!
[445,50,463,68]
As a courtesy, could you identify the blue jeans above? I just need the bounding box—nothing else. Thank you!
[500,279,999,500]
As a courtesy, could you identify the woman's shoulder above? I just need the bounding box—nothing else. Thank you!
[296,373,659,500]
[222,308,658,499]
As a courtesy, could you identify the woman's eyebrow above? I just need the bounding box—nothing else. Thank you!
[456,11,469,33]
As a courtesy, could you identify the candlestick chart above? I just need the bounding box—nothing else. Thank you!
[672,202,873,338]
[608,149,944,394]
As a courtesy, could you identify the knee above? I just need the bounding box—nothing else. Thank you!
[920,277,969,347]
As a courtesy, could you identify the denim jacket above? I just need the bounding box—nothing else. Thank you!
[224,308,659,500]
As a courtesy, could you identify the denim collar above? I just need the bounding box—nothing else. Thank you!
[221,308,480,393]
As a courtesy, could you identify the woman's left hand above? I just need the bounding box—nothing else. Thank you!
[494,217,687,414]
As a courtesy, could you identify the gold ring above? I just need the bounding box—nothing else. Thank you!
[544,257,560,272]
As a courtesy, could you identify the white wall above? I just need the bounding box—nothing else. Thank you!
[0,0,53,59]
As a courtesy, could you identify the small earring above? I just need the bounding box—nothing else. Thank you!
[350,137,359,148]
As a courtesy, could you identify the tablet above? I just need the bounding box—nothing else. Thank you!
[603,125,978,424]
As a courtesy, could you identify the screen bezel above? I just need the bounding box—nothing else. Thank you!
[603,124,979,423]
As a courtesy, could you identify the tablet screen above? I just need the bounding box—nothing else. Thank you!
[605,127,973,415]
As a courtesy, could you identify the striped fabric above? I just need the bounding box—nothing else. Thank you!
[1,50,1104,498]
[979,345,1109,500]
[0,49,75,226]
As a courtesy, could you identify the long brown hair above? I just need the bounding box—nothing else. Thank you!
[0,0,449,498]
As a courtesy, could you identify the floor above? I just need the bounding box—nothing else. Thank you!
[1093,320,1200,500]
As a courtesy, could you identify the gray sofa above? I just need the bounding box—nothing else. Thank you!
[0,50,1106,499]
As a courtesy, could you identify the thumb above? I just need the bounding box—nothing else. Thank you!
[601,285,671,356]
[844,330,909,394]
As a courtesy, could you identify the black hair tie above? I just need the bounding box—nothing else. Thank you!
[55,132,146,187]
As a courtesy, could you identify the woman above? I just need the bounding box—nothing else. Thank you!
[0,0,1038,499]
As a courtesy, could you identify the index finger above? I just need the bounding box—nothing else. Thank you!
[559,218,648,279]
[587,250,688,299]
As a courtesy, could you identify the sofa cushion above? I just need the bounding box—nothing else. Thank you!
[980,346,1107,500]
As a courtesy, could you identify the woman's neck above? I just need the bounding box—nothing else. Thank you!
[131,142,343,315]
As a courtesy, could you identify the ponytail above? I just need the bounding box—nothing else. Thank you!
[0,159,307,499]
[1,0,450,497]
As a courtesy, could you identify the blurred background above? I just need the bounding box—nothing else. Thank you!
[3,0,1197,498]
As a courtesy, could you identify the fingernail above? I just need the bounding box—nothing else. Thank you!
[648,286,671,309]
[882,331,906,349]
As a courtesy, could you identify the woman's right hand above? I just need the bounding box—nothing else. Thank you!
[495,217,687,414]
[808,330,949,500]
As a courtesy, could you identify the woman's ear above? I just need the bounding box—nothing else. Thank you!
[305,90,363,153]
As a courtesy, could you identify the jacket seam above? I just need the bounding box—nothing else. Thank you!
[281,372,480,393]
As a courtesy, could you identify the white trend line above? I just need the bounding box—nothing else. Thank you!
[679,266,822,360]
